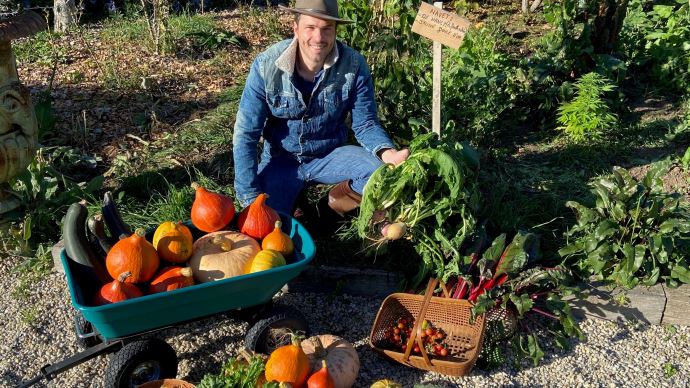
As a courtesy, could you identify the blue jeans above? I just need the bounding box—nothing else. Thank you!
[256,145,382,214]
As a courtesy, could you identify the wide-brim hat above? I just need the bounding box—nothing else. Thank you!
[278,0,353,24]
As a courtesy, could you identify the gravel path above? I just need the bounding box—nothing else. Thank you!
[1,255,689,388]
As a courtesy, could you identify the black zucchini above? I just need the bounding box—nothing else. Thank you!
[63,201,111,292]
[87,213,115,257]
[102,191,132,239]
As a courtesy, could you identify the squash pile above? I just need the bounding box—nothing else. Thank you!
[61,186,295,306]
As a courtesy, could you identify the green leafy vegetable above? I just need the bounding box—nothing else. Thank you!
[197,354,267,388]
[354,133,480,285]
[560,161,690,288]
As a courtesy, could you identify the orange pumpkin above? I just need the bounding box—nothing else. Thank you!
[148,266,194,294]
[265,334,310,386]
[307,360,334,388]
[190,182,236,232]
[262,221,294,257]
[152,221,194,263]
[106,229,160,283]
[237,193,280,240]
[93,272,143,305]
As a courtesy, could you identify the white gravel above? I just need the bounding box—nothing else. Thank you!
[1,255,689,388]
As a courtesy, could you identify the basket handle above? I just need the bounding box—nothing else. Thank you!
[402,277,438,366]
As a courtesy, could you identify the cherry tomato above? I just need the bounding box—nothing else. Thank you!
[397,323,405,329]
[435,332,445,340]
[440,348,448,357]
[399,318,407,325]
[393,334,401,342]
[425,328,434,337]
[401,344,407,352]
[413,345,421,353]
[393,327,401,335]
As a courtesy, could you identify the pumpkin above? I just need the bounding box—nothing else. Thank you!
[93,272,143,305]
[244,249,286,274]
[301,335,359,388]
[237,193,280,240]
[370,380,402,388]
[187,231,260,283]
[152,221,194,263]
[265,334,310,386]
[190,182,236,232]
[262,220,294,257]
[307,360,334,388]
[106,229,160,283]
[149,266,194,294]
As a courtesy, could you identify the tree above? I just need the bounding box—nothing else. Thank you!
[53,0,77,32]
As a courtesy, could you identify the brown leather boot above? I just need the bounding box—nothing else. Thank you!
[328,180,362,216]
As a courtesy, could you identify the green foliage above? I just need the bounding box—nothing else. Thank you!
[7,147,102,248]
[168,13,248,59]
[197,354,267,388]
[14,31,67,66]
[559,161,690,288]
[620,0,690,93]
[338,0,429,142]
[557,72,618,142]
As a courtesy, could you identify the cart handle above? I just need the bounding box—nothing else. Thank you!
[18,341,122,388]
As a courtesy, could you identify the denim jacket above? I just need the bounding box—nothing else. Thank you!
[233,38,395,206]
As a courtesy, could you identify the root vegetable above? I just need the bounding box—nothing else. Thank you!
[381,222,407,240]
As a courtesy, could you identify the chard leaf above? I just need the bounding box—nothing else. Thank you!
[642,267,661,286]
[526,334,545,367]
[566,201,599,226]
[595,219,618,239]
[509,293,534,317]
[671,263,690,283]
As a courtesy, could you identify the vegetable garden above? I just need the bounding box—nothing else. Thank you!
[3,0,690,386]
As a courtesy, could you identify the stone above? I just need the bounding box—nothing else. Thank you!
[51,240,65,273]
[662,284,690,326]
[568,282,666,324]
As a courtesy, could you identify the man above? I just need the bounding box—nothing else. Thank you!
[233,0,409,217]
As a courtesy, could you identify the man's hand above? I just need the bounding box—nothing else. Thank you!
[380,148,410,166]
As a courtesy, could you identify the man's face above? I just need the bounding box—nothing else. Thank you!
[293,15,336,66]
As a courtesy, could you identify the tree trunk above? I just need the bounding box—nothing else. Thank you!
[591,0,629,54]
[53,0,77,32]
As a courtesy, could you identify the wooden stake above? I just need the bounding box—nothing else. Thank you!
[432,2,443,136]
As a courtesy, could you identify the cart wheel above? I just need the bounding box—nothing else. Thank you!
[245,305,310,355]
[104,338,177,388]
[75,312,102,349]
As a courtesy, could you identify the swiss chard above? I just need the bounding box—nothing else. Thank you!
[559,161,690,289]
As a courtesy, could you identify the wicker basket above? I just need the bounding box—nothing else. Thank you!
[369,278,486,376]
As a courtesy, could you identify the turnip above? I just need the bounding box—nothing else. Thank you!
[381,222,407,241]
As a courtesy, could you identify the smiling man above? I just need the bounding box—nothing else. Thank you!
[232,0,409,217]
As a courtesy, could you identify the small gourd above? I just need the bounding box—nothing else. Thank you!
[152,221,194,263]
[237,193,280,240]
[245,249,286,274]
[370,380,402,388]
[262,221,294,257]
[188,231,260,282]
[265,334,310,386]
[307,360,335,388]
[191,182,236,232]
[149,266,194,293]
[106,229,160,283]
[94,272,143,305]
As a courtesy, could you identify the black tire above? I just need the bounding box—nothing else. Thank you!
[244,305,310,355]
[74,312,101,349]
[104,338,177,388]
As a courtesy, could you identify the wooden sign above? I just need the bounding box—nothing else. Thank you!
[411,2,471,49]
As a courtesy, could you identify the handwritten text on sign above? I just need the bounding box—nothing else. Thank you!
[411,2,471,49]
